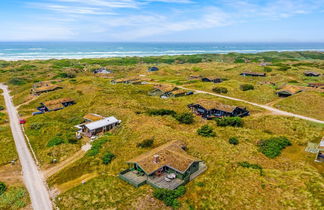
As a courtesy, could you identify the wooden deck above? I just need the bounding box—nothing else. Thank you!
[147,174,184,190]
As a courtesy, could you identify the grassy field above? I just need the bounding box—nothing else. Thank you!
[0,52,323,209]
[0,90,30,209]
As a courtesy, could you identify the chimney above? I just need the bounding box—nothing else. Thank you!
[153,155,159,163]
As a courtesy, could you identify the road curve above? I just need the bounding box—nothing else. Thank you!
[0,84,52,210]
[179,86,324,124]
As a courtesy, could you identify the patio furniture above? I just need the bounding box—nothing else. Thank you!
[165,177,172,182]
[167,173,176,179]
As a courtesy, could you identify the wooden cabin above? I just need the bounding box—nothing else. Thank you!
[188,75,202,80]
[111,77,151,85]
[240,72,266,77]
[148,66,159,72]
[304,71,320,77]
[276,85,303,97]
[201,77,223,83]
[93,68,112,74]
[80,116,121,137]
[161,89,188,98]
[31,85,62,96]
[148,84,178,96]
[188,99,249,119]
[37,98,75,113]
[308,83,324,89]
[119,140,206,189]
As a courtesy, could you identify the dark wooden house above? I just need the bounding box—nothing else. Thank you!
[276,85,303,97]
[308,83,324,89]
[119,140,206,189]
[148,66,159,72]
[304,71,320,77]
[31,85,62,96]
[148,84,178,96]
[188,99,249,119]
[201,77,223,83]
[240,72,266,77]
[37,98,75,113]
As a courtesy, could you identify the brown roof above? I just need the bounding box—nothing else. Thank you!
[83,113,104,122]
[34,85,61,93]
[127,140,200,175]
[195,99,237,112]
[153,84,177,93]
[278,85,303,95]
[43,98,74,110]
[171,89,187,95]
[308,83,324,87]
[241,72,266,76]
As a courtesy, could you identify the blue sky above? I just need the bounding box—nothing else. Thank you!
[1,0,324,42]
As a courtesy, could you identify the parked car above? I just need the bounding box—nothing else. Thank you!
[19,119,26,124]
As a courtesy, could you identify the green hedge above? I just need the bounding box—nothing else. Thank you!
[258,137,291,158]
[216,117,243,127]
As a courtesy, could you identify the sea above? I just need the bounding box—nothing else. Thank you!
[1,42,324,61]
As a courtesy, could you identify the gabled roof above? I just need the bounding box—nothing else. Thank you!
[85,116,119,130]
[127,140,200,175]
[33,85,61,93]
[43,98,74,110]
[194,99,238,113]
[240,72,266,76]
[170,89,187,95]
[153,84,177,93]
[83,113,104,122]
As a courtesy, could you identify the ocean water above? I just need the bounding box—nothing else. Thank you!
[0,42,324,61]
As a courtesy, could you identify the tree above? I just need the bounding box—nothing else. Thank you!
[102,152,115,164]
[174,113,194,124]
[212,87,228,94]
[197,125,216,137]
[240,84,254,91]
[0,182,7,195]
[229,137,239,145]
[137,138,154,148]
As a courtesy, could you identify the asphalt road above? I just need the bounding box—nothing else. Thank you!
[0,84,52,210]
[179,86,324,124]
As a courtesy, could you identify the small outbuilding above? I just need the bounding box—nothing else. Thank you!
[148,66,159,72]
[304,71,320,77]
[188,99,249,119]
[83,113,104,122]
[201,77,223,83]
[31,85,62,96]
[80,116,121,137]
[36,98,75,113]
[240,72,266,77]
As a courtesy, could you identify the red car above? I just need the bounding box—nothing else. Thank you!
[19,119,26,124]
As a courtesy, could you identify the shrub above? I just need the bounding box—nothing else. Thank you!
[197,125,216,137]
[288,80,298,83]
[174,113,194,124]
[258,136,291,158]
[153,186,186,207]
[240,84,254,91]
[263,67,272,72]
[0,182,6,195]
[278,66,291,71]
[29,123,43,130]
[216,117,243,127]
[148,109,176,116]
[0,105,4,111]
[102,152,115,164]
[87,138,108,156]
[8,78,27,86]
[137,138,154,148]
[229,137,239,145]
[238,161,263,176]
[54,72,76,79]
[212,87,228,94]
[47,137,65,147]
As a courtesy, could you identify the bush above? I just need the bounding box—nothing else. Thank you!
[263,67,272,72]
[102,152,115,164]
[148,109,176,116]
[47,137,65,147]
[240,84,254,91]
[153,186,186,207]
[238,161,263,176]
[174,113,194,124]
[212,87,228,94]
[258,136,291,158]
[137,138,154,148]
[197,125,216,137]
[54,72,76,79]
[0,105,4,111]
[0,182,6,195]
[8,78,27,86]
[216,117,243,127]
[278,66,291,71]
[229,137,239,145]
[29,123,43,130]
[87,138,108,156]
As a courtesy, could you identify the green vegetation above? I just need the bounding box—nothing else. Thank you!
[47,136,65,147]
[197,125,216,137]
[8,78,27,85]
[263,67,272,72]
[229,137,239,145]
[137,138,154,148]
[0,106,4,111]
[240,84,254,91]
[212,87,228,94]
[216,117,243,127]
[153,186,186,207]
[0,186,29,209]
[238,162,263,176]
[257,137,292,158]
[102,152,115,165]
[174,113,194,124]
[87,137,109,157]
[0,182,6,195]
[148,109,176,116]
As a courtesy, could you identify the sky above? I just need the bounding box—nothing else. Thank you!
[0,0,324,42]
